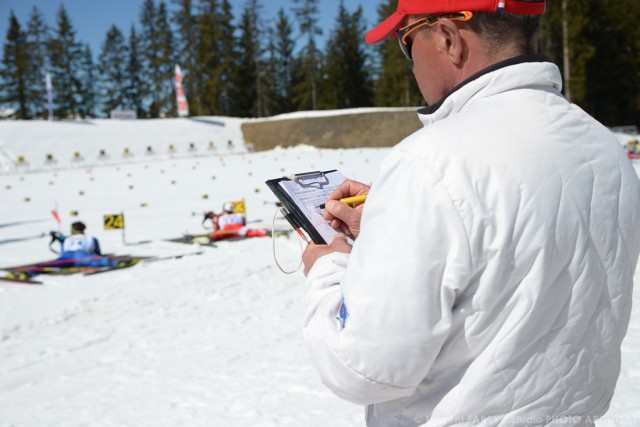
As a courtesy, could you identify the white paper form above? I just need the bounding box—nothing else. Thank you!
[279,170,346,243]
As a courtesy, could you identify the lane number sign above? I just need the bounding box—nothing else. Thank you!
[104,213,125,230]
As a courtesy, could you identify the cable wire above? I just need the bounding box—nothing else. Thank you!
[272,208,303,274]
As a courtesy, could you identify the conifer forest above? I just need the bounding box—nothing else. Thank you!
[1,0,638,128]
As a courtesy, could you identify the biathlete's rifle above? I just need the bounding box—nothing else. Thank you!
[48,230,65,254]
[201,211,220,230]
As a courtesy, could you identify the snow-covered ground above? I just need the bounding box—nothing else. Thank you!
[0,116,639,426]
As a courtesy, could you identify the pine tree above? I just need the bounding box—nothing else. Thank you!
[139,0,158,117]
[196,0,236,115]
[172,0,197,115]
[126,26,145,117]
[539,0,593,106]
[234,0,263,117]
[585,0,640,126]
[292,0,322,110]
[139,0,175,117]
[77,44,96,118]
[322,2,373,109]
[48,5,83,118]
[540,0,639,126]
[155,2,175,116]
[0,12,29,119]
[25,6,49,119]
[266,8,295,114]
[98,25,128,116]
[217,0,237,115]
[195,0,221,115]
[373,0,422,107]
[262,30,279,116]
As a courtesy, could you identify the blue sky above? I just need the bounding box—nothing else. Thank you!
[0,0,382,57]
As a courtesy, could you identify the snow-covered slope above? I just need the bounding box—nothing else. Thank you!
[0,117,246,174]
[0,115,388,426]
[0,115,638,426]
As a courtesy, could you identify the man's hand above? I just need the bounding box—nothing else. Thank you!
[323,179,370,239]
[302,234,352,276]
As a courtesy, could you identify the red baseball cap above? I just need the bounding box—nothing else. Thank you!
[365,0,546,44]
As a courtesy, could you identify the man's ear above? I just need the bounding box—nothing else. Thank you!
[435,19,464,65]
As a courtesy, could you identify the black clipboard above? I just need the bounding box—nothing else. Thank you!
[265,170,344,244]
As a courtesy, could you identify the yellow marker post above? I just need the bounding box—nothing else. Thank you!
[104,212,126,244]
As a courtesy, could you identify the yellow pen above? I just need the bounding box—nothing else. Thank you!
[318,194,367,209]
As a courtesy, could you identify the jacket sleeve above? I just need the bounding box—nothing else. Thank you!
[303,148,473,405]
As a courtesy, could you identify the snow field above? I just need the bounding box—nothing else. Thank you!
[0,117,638,426]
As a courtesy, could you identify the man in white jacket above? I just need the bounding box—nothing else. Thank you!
[302,0,640,426]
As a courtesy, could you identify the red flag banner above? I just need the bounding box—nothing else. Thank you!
[175,64,189,118]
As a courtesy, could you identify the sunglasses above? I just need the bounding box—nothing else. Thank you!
[396,11,473,61]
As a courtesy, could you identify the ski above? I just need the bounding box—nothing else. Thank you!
[81,252,203,272]
[0,255,151,279]
[140,251,204,263]
[166,234,218,246]
[0,254,123,272]
[0,232,47,245]
[0,252,204,281]
[0,275,43,285]
[82,257,144,276]
[5,265,88,276]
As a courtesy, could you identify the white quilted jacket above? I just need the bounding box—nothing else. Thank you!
[303,56,640,427]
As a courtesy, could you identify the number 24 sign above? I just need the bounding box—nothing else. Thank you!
[103,213,125,230]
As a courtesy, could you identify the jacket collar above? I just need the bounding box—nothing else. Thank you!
[417,54,561,125]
